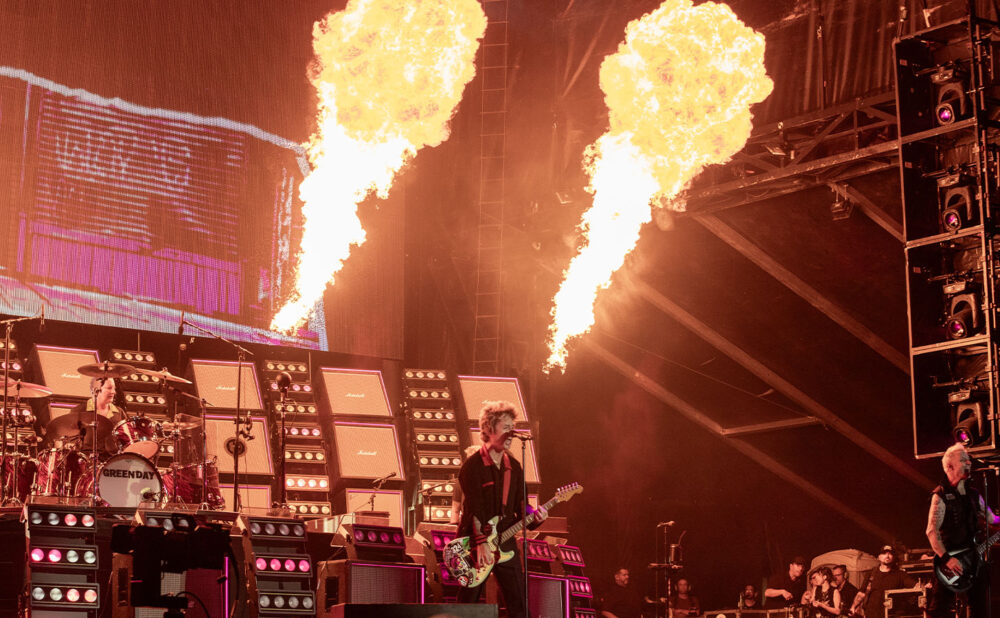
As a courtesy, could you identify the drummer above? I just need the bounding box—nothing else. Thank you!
[67,377,124,455]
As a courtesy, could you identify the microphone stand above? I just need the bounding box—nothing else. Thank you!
[509,433,531,618]
[165,384,215,508]
[276,374,291,510]
[0,313,41,506]
[177,319,254,512]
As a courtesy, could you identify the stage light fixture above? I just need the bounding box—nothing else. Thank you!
[931,67,968,126]
[952,400,988,445]
[945,291,979,340]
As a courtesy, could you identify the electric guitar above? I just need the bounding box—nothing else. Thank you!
[443,482,583,588]
[934,527,1000,592]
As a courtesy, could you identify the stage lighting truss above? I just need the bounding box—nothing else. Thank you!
[244,516,307,540]
[274,401,319,415]
[931,66,969,126]
[285,474,330,492]
[567,575,594,599]
[285,445,327,463]
[410,408,456,422]
[288,500,333,517]
[414,430,460,445]
[556,544,586,568]
[257,591,315,613]
[28,507,97,530]
[28,544,99,568]
[520,538,556,562]
[29,583,99,609]
[253,554,313,577]
[343,523,406,552]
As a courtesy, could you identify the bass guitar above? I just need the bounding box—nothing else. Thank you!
[443,482,582,588]
[934,527,1000,592]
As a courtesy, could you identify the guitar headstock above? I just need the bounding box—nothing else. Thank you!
[554,482,583,502]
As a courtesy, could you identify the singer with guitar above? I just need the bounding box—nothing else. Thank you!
[926,442,1000,617]
[456,401,546,617]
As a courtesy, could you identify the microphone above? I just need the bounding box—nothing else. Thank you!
[657,521,675,528]
[504,429,534,441]
[276,371,293,393]
[39,305,45,332]
[140,487,156,501]
[372,471,396,485]
[178,311,185,337]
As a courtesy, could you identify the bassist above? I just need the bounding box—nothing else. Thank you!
[926,442,999,617]
[457,401,547,617]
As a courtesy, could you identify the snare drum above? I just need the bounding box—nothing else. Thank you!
[161,457,224,509]
[114,416,164,459]
[35,448,89,497]
[75,452,163,507]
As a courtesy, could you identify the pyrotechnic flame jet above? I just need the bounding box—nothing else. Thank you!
[544,0,773,371]
[271,0,487,332]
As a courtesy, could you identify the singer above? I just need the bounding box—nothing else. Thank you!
[456,400,546,617]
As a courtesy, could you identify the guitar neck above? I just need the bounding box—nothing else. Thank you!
[978,528,1000,558]
[499,495,561,544]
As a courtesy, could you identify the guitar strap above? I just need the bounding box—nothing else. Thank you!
[480,444,513,511]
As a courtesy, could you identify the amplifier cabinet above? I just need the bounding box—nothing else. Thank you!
[319,367,393,417]
[317,560,424,607]
[205,414,273,475]
[330,421,404,482]
[189,359,263,411]
[457,375,529,423]
[30,344,99,398]
[328,604,498,618]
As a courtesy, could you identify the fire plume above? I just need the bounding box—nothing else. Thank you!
[544,0,773,370]
[271,0,486,332]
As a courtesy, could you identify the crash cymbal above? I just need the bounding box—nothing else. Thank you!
[77,362,136,379]
[161,420,201,431]
[134,367,192,385]
[0,380,53,399]
[44,412,114,442]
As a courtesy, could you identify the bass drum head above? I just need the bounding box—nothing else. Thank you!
[96,453,162,507]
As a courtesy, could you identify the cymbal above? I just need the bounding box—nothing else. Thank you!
[77,362,136,379]
[134,367,192,385]
[44,412,114,442]
[161,420,200,431]
[0,380,53,399]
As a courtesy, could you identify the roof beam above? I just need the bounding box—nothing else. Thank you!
[586,339,895,541]
[629,274,934,491]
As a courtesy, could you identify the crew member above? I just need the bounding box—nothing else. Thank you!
[926,442,999,617]
[600,567,642,618]
[850,545,916,618]
[670,578,700,617]
[739,583,760,609]
[830,564,858,615]
[457,401,547,617]
[764,556,807,609]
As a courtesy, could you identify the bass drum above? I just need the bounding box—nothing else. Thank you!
[75,452,162,507]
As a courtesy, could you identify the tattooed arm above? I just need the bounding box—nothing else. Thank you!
[927,493,963,574]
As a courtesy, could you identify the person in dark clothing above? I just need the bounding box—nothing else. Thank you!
[764,556,807,609]
[456,401,547,618]
[926,442,1000,618]
[831,564,858,615]
[740,584,761,609]
[601,567,642,618]
[670,578,700,617]
[801,566,839,618]
[851,545,917,618]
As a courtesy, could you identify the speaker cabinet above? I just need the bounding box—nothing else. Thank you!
[331,422,404,481]
[469,427,541,484]
[457,375,529,422]
[327,605,498,618]
[339,488,404,527]
[317,560,424,607]
[218,482,272,511]
[111,553,231,618]
[205,414,273,475]
[530,573,570,618]
[319,367,392,417]
[189,359,263,411]
[30,344,99,398]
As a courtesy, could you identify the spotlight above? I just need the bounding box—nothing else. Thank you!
[931,67,968,126]
[945,291,979,340]
[953,400,988,445]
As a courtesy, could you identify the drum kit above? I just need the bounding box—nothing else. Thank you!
[1,362,224,509]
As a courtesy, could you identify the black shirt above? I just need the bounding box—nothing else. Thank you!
[837,581,859,614]
[601,583,643,618]
[860,568,915,618]
[458,446,528,548]
[765,572,806,609]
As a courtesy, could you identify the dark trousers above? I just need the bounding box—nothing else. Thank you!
[928,569,990,618]
[457,554,530,618]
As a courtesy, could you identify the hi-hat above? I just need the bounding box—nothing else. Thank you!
[134,367,192,384]
[0,380,53,399]
[44,412,114,442]
[77,362,136,379]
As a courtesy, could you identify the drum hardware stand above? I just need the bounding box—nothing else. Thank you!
[164,385,214,509]
[3,387,25,506]
[275,371,292,511]
[649,522,685,618]
[0,312,41,506]
[175,319,254,511]
[89,361,115,506]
